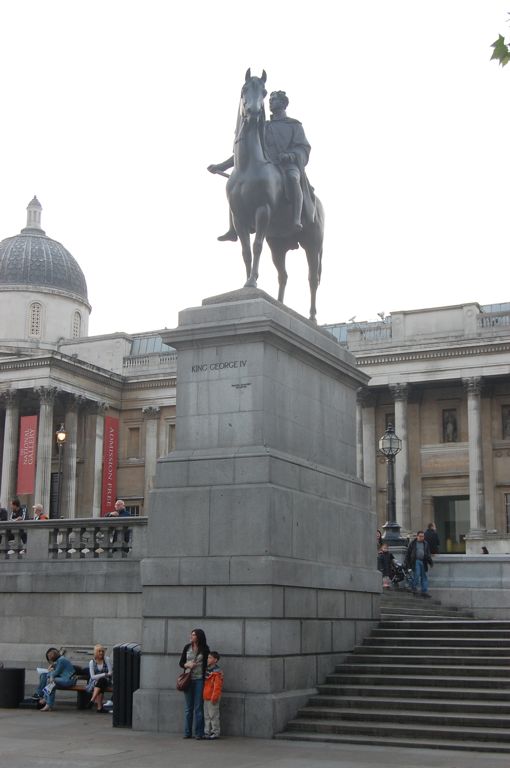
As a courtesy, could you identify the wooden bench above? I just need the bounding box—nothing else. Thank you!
[52,658,112,709]
[65,678,113,710]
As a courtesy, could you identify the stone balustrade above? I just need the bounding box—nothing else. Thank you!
[0,517,147,561]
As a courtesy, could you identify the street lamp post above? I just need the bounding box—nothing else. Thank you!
[55,424,67,519]
[378,423,406,546]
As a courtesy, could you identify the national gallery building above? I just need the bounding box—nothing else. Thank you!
[1,199,510,553]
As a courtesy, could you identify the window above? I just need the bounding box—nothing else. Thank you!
[506,494,510,534]
[168,423,176,452]
[385,413,394,430]
[125,504,141,517]
[502,406,510,440]
[72,311,81,338]
[29,302,42,337]
[127,427,140,458]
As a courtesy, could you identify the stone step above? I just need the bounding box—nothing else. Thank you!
[353,644,510,656]
[335,663,510,676]
[379,620,510,630]
[363,636,510,647]
[279,592,510,750]
[324,673,510,689]
[276,730,510,753]
[296,705,510,729]
[381,609,474,619]
[284,717,510,743]
[345,653,510,666]
[371,628,510,638]
[317,683,510,701]
[308,694,510,714]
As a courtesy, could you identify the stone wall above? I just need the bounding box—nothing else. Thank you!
[429,554,510,618]
[0,519,145,689]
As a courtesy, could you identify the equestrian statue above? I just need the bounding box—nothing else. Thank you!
[208,69,324,322]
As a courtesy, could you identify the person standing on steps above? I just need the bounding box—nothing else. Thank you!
[405,531,433,598]
[424,522,440,555]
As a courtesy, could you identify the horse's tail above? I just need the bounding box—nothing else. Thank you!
[318,246,323,285]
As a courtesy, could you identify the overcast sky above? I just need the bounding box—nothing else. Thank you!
[1,1,509,336]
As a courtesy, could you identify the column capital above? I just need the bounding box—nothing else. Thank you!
[462,376,483,396]
[142,406,161,420]
[34,386,59,404]
[87,400,109,415]
[356,386,376,408]
[389,383,410,402]
[0,388,19,406]
[64,393,88,412]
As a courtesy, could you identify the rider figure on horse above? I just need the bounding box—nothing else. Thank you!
[208,90,313,241]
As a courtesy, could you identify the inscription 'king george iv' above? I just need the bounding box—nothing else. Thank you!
[191,360,247,373]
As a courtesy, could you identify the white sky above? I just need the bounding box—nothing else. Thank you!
[1,0,509,335]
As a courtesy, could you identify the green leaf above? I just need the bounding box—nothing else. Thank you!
[491,34,510,66]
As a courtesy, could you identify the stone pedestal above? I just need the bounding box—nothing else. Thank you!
[133,289,380,737]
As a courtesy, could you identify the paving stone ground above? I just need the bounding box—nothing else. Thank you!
[0,708,508,768]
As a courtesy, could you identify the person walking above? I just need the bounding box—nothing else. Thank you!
[179,628,209,739]
[406,531,433,598]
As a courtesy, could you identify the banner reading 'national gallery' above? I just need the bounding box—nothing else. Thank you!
[17,415,38,495]
[101,415,119,516]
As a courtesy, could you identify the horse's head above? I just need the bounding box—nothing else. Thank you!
[240,68,267,123]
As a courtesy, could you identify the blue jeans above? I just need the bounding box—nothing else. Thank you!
[35,671,49,697]
[44,676,75,707]
[413,560,429,593]
[184,678,204,737]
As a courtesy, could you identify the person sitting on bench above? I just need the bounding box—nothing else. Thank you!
[88,644,112,712]
[34,647,76,711]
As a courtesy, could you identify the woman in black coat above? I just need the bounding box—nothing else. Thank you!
[179,628,209,739]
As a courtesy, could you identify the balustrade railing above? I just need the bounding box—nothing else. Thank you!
[0,518,147,561]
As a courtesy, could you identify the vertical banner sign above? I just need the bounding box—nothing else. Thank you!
[101,416,119,516]
[17,415,38,495]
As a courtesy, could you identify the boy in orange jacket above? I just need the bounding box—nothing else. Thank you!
[203,651,223,739]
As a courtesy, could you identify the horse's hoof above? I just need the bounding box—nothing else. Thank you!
[244,278,258,288]
[217,230,238,242]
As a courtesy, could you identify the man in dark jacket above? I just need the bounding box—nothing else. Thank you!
[424,522,440,554]
[406,531,433,597]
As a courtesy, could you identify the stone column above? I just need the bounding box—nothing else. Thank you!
[89,402,108,518]
[142,406,160,515]
[0,390,20,505]
[389,383,411,534]
[34,387,58,513]
[355,389,364,480]
[62,395,86,518]
[358,387,376,510]
[463,376,486,532]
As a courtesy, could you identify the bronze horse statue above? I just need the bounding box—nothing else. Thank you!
[209,70,324,323]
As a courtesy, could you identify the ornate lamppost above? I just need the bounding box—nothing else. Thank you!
[55,424,67,519]
[379,423,406,546]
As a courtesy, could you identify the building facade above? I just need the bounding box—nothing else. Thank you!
[0,199,176,518]
[325,304,510,553]
[1,199,510,551]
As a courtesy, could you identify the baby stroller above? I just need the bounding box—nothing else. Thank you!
[390,560,414,590]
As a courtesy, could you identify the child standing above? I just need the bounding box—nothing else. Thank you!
[203,651,223,739]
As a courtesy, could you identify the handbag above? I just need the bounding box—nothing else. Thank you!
[176,669,192,692]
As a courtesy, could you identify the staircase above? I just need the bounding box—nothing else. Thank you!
[278,590,510,752]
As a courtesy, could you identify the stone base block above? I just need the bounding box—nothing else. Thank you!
[132,687,313,737]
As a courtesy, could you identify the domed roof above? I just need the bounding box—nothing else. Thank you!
[0,197,88,301]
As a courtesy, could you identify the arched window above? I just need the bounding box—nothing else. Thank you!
[72,311,81,338]
[29,302,42,337]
